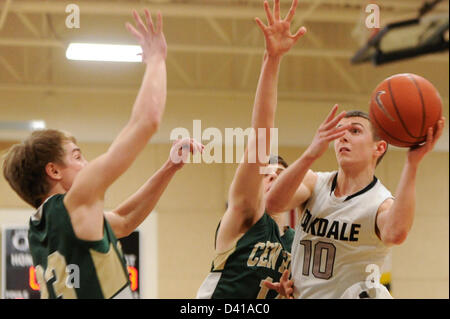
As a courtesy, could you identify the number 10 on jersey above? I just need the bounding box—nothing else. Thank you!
[300,240,336,280]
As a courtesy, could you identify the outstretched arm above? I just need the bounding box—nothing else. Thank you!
[64,10,168,240]
[376,118,445,245]
[105,139,204,238]
[216,0,306,252]
[266,104,351,213]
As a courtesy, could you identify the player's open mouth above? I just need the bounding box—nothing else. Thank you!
[339,147,351,153]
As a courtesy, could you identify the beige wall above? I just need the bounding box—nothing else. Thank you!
[0,140,448,299]
[0,0,448,300]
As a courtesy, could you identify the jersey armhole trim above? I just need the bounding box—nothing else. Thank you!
[372,195,395,246]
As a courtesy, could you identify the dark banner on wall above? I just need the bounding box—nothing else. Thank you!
[1,226,140,299]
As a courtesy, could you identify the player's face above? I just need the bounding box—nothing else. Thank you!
[59,141,88,190]
[334,117,377,169]
[263,164,285,194]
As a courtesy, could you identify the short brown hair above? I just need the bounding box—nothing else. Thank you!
[344,110,388,166]
[269,155,288,168]
[2,129,76,208]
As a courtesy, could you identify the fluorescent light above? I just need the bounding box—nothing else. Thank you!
[66,43,142,62]
[0,120,46,131]
[30,120,46,130]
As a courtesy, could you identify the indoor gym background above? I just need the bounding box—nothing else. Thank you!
[0,0,448,299]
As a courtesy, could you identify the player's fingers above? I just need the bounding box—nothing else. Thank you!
[133,10,147,34]
[274,0,281,21]
[125,22,143,41]
[433,118,446,141]
[284,0,298,23]
[291,26,307,41]
[423,126,436,152]
[280,269,290,282]
[192,141,200,154]
[255,17,267,33]
[174,138,190,152]
[428,126,434,141]
[263,280,280,291]
[281,281,293,295]
[144,9,155,33]
[281,278,293,290]
[324,130,347,142]
[425,119,444,152]
[326,123,351,135]
[264,1,275,25]
[180,143,191,162]
[170,146,183,163]
[186,139,195,154]
[322,110,347,131]
[156,11,163,33]
[285,287,294,296]
[322,104,339,125]
[192,140,204,154]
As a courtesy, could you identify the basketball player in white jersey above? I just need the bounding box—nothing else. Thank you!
[265,105,445,298]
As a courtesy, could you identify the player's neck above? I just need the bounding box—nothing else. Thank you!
[42,184,67,203]
[334,166,374,198]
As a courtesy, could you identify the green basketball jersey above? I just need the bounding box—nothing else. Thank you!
[28,194,131,299]
[197,212,295,299]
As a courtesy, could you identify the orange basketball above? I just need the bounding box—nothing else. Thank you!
[369,73,442,147]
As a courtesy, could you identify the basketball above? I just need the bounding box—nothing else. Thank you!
[369,73,443,147]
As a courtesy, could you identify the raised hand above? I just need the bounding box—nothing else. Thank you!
[255,0,307,57]
[168,138,204,170]
[126,9,167,63]
[305,104,352,160]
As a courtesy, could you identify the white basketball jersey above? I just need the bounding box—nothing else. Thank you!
[291,171,394,299]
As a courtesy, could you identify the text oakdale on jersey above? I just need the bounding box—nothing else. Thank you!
[300,209,361,241]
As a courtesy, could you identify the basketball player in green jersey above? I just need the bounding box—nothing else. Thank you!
[265,106,445,298]
[196,0,306,299]
[2,10,202,299]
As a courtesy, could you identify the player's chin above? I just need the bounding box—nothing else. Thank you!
[336,156,353,168]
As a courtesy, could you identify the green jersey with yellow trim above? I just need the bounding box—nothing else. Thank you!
[28,194,131,299]
[196,212,294,299]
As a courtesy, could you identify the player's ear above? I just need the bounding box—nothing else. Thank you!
[45,162,63,181]
[374,140,387,158]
